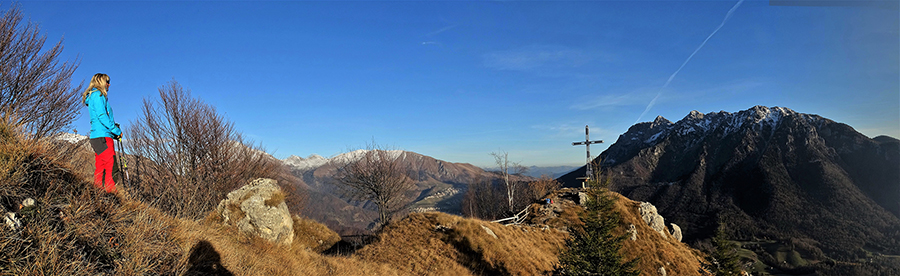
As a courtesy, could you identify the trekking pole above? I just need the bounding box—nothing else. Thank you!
[116,137,130,186]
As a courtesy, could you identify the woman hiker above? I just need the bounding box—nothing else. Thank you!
[82,73,123,193]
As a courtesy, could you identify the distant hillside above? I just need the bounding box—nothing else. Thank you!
[483,165,579,178]
[285,151,535,234]
[560,105,900,275]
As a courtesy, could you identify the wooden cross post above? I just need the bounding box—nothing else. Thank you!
[572,125,603,188]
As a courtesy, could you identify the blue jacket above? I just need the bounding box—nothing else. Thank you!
[84,88,122,139]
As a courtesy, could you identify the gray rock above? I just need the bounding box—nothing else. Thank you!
[670,223,682,242]
[578,192,589,206]
[481,225,498,239]
[627,224,637,241]
[4,212,21,230]
[639,202,668,238]
[217,178,294,245]
[22,198,34,208]
[658,266,667,276]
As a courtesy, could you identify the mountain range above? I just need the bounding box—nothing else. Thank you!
[560,105,900,274]
[285,150,535,234]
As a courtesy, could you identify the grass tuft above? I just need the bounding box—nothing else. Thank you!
[265,190,286,207]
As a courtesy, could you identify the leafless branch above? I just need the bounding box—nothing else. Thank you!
[332,142,415,230]
[0,5,81,140]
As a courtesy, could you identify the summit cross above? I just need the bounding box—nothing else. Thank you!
[572,125,603,187]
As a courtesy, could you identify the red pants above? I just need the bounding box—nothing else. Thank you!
[90,137,120,193]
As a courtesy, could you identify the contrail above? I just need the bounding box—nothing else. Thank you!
[635,0,745,124]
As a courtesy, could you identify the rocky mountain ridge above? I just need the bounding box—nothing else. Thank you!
[560,105,900,275]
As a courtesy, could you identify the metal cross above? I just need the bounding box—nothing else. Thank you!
[572,125,603,186]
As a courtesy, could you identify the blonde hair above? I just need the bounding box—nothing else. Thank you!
[82,73,110,105]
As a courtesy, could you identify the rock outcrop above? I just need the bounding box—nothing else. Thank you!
[217,178,294,245]
[639,202,668,239]
[627,224,637,241]
[670,223,682,242]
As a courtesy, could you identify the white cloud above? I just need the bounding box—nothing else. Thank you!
[483,45,603,71]
[427,24,457,37]
[570,87,660,111]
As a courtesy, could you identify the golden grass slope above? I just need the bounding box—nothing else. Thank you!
[0,125,403,276]
[526,188,706,276]
[355,212,567,276]
[612,193,706,276]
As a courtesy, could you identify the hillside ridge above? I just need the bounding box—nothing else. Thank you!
[560,105,900,275]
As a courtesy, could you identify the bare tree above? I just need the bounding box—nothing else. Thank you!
[126,80,301,219]
[461,176,507,220]
[490,151,527,213]
[332,143,415,229]
[0,5,82,139]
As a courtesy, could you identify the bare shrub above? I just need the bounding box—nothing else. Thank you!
[462,173,555,221]
[461,176,507,220]
[0,5,82,140]
[332,143,415,229]
[527,175,561,201]
[489,151,528,213]
[126,80,300,219]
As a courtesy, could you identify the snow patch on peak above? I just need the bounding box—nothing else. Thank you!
[283,154,329,171]
[645,130,666,144]
[307,154,326,160]
[333,149,404,162]
[285,150,409,172]
[748,106,796,132]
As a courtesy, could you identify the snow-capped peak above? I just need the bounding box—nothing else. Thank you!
[739,106,797,133]
[633,106,805,147]
[283,154,329,171]
[53,133,88,144]
[283,150,406,171]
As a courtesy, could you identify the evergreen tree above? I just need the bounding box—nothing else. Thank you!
[701,228,742,275]
[556,164,639,276]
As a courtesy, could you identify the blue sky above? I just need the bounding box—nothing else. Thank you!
[16,0,899,167]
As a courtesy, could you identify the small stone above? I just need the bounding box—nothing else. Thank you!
[4,212,21,230]
[628,224,637,241]
[481,225,498,239]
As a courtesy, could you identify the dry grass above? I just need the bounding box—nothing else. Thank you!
[291,215,341,253]
[0,122,407,276]
[356,212,567,276]
[265,190,286,207]
[0,123,186,275]
[526,188,706,276]
[610,192,706,276]
[176,218,405,276]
